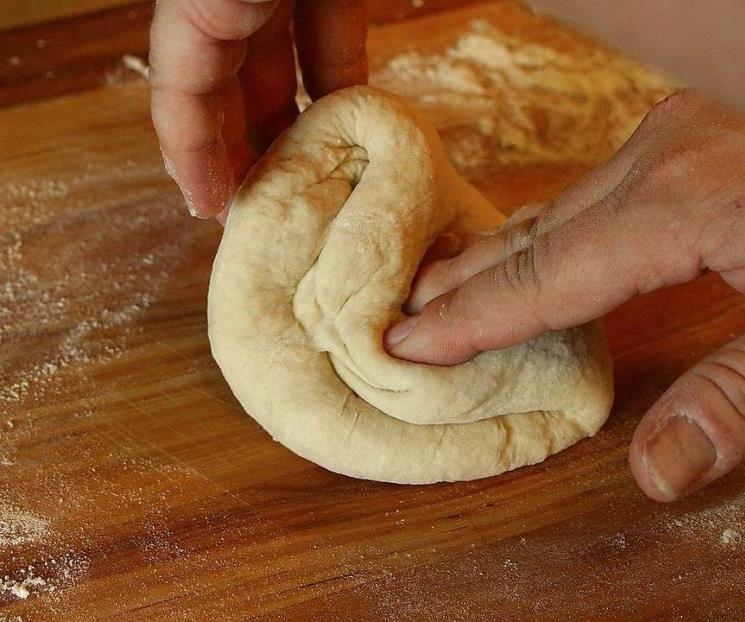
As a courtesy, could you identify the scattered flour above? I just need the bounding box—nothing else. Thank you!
[0,10,726,621]
[0,571,47,600]
[0,158,187,411]
[609,532,627,551]
[372,19,675,174]
[0,506,49,548]
[719,527,742,547]
[0,122,202,616]
[0,553,90,603]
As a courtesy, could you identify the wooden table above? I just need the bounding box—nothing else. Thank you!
[2,2,745,620]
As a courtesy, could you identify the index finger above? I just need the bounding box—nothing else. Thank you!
[384,178,705,365]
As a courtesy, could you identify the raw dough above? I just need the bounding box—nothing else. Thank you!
[208,86,613,484]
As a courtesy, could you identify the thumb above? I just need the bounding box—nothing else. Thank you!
[629,335,745,502]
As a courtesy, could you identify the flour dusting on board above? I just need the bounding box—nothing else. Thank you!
[0,505,49,548]
[720,527,742,547]
[0,572,47,601]
[372,19,675,175]
[0,555,91,602]
[0,105,225,616]
[0,158,189,410]
[0,493,91,605]
[344,491,745,620]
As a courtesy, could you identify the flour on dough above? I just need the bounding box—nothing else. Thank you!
[208,86,613,484]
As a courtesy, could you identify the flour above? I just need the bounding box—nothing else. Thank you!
[0,571,47,600]
[0,158,187,411]
[372,19,675,174]
[719,527,742,547]
[0,552,90,603]
[0,493,91,604]
[0,506,49,548]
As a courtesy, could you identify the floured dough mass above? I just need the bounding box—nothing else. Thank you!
[208,86,613,484]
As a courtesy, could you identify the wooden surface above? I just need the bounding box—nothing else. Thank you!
[0,0,136,31]
[2,2,745,620]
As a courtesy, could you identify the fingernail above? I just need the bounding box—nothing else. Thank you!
[161,149,177,180]
[644,416,717,500]
[182,189,209,220]
[384,315,419,348]
[159,150,208,219]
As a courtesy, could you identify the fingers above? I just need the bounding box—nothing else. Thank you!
[630,336,745,502]
[152,86,238,218]
[214,0,296,223]
[405,203,553,315]
[405,220,538,315]
[386,175,706,365]
[238,0,298,151]
[404,140,643,315]
[295,0,368,100]
[149,0,282,218]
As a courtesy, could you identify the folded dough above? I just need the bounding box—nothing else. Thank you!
[208,86,613,484]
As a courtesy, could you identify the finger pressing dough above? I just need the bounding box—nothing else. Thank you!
[208,86,613,484]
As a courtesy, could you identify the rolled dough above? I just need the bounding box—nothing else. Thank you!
[208,86,613,484]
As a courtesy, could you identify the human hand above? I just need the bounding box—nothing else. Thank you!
[149,0,368,221]
[385,90,745,502]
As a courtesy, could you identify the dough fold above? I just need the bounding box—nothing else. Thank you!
[208,86,613,484]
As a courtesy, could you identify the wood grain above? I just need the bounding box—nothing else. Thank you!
[0,2,151,108]
[0,0,137,31]
[2,2,745,620]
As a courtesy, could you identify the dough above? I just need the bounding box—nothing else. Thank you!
[208,86,613,484]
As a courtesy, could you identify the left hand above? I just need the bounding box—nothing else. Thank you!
[149,0,368,221]
[385,90,745,502]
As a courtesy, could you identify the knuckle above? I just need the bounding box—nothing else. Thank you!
[500,245,540,296]
[187,0,236,39]
[187,0,273,41]
[630,92,741,211]
[496,240,550,331]
[724,194,745,231]
[633,145,703,199]
[502,216,539,257]
[637,90,693,134]
[697,346,745,413]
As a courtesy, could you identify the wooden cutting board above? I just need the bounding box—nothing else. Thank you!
[2,2,745,620]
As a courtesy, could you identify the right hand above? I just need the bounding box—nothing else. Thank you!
[386,90,745,502]
[149,0,368,221]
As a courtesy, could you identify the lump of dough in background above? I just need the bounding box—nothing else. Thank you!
[208,86,613,484]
